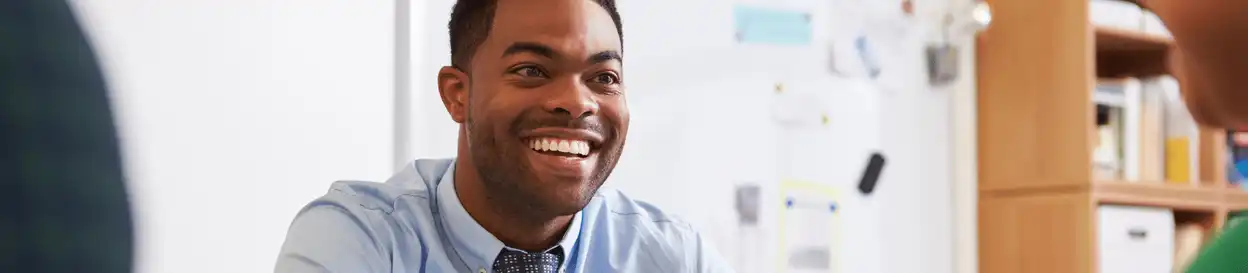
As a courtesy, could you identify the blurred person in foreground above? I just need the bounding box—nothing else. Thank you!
[273,0,732,272]
[1,1,133,273]
[1143,1,1248,271]
[1144,0,1248,130]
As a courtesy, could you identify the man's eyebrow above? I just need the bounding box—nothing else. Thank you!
[587,50,622,64]
[502,42,621,65]
[502,42,556,59]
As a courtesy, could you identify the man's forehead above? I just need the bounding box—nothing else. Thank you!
[484,0,621,56]
[491,0,603,22]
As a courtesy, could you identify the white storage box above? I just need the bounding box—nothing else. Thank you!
[1097,205,1175,273]
[1142,11,1172,37]
[1090,0,1145,31]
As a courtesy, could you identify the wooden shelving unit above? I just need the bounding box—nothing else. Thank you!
[1092,182,1222,211]
[1223,190,1248,211]
[1095,26,1171,77]
[976,0,1244,272]
[1095,26,1171,50]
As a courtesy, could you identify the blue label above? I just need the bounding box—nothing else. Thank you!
[733,5,813,45]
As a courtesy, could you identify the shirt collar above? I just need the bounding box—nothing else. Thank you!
[435,161,583,269]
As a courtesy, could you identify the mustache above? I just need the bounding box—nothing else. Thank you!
[512,111,610,137]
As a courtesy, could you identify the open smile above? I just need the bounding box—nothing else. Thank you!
[528,138,592,157]
[519,128,604,178]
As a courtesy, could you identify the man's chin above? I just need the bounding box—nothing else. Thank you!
[537,185,598,215]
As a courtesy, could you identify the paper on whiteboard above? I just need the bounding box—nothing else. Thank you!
[778,180,842,273]
[771,91,827,128]
[771,78,883,188]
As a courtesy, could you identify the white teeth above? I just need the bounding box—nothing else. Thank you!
[528,138,592,156]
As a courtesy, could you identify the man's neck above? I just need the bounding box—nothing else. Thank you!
[453,158,573,252]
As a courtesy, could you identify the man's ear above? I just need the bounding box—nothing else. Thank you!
[437,66,469,124]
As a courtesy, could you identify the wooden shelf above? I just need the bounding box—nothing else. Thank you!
[1095,27,1173,78]
[1223,189,1248,211]
[1092,182,1221,211]
[1096,27,1172,51]
[977,1,1234,271]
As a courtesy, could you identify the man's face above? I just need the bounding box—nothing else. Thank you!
[459,0,627,215]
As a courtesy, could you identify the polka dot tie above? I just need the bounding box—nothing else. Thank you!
[491,247,562,273]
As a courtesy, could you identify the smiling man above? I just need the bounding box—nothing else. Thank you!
[274,0,732,272]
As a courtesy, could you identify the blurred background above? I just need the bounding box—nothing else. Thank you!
[10,0,1241,272]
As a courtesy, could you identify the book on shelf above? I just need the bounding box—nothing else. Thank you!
[1146,76,1200,185]
[1094,77,1197,184]
[1138,79,1165,181]
[1096,78,1160,182]
[1094,103,1125,181]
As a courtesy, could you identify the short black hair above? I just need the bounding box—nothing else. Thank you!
[448,0,623,70]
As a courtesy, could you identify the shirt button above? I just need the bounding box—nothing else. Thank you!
[478,268,486,273]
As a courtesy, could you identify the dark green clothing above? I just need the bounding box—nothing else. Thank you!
[1186,221,1248,273]
[1,1,134,273]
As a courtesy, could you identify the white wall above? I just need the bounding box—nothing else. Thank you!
[71,1,396,272]
[411,0,459,160]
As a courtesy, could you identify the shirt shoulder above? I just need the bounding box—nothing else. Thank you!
[275,159,453,273]
[592,188,697,233]
[582,189,733,272]
[308,158,451,213]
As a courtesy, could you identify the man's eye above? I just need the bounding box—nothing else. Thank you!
[515,66,546,78]
[592,73,619,85]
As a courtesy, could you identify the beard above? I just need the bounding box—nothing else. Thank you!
[464,107,625,218]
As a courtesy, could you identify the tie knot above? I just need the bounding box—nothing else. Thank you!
[492,247,563,273]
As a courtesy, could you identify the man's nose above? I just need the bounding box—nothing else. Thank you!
[543,80,599,119]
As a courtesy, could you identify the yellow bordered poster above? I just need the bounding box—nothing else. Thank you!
[777,180,842,273]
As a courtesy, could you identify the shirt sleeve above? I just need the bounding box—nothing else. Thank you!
[274,204,391,273]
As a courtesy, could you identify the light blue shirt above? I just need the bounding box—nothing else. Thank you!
[275,158,733,273]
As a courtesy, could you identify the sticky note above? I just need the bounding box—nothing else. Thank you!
[733,5,813,45]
